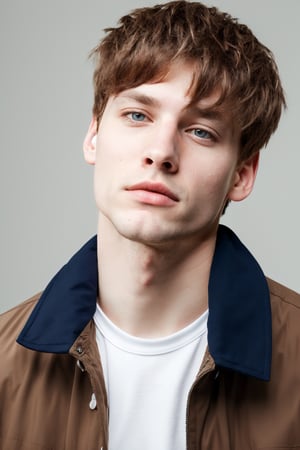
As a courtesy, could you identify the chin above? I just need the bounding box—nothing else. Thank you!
[112,218,179,244]
[118,226,173,245]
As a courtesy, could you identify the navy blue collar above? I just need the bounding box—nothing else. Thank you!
[17,225,272,381]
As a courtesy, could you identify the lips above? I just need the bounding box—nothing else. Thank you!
[126,182,179,202]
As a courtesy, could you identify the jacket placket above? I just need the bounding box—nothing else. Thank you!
[67,323,109,450]
[186,350,218,450]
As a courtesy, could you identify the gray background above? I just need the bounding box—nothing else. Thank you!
[1,0,299,313]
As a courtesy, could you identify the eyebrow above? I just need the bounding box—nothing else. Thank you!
[186,105,225,122]
[116,91,226,123]
[116,91,161,108]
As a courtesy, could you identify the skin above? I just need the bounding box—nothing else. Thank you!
[83,61,259,338]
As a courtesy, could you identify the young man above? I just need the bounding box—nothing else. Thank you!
[1,1,299,449]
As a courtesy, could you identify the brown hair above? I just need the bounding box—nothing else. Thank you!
[90,0,286,161]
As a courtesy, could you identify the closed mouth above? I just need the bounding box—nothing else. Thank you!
[126,182,179,202]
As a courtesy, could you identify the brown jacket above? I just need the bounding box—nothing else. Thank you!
[1,228,300,449]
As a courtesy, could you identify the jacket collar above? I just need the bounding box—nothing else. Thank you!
[17,225,272,381]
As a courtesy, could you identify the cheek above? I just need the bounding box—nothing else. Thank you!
[93,137,127,200]
[208,156,237,191]
[210,170,235,195]
[197,164,235,194]
[188,165,237,215]
[95,130,130,167]
[92,144,112,202]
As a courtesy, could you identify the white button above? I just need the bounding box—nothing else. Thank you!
[76,360,85,372]
[89,393,97,410]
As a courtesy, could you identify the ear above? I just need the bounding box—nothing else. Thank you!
[83,116,98,165]
[228,152,260,202]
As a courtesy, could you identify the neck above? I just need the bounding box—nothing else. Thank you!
[97,215,217,338]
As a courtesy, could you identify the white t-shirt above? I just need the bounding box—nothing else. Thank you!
[94,305,208,450]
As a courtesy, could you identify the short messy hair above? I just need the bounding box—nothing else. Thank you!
[90,0,286,162]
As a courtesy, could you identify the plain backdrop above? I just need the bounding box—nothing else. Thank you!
[1,0,299,313]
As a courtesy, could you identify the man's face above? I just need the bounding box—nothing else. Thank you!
[84,62,257,246]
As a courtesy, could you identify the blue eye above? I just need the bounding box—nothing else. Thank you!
[193,128,212,139]
[130,112,146,121]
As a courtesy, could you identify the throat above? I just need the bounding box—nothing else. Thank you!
[97,227,214,338]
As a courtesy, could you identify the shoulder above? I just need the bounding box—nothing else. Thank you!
[0,293,74,395]
[267,277,300,323]
[0,294,43,388]
[0,295,44,383]
[0,293,41,351]
[267,278,300,308]
[267,278,300,355]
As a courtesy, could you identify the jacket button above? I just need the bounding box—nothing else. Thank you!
[76,345,84,355]
[76,360,86,372]
[89,393,97,410]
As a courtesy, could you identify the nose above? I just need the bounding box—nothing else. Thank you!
[142,129,179,174]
